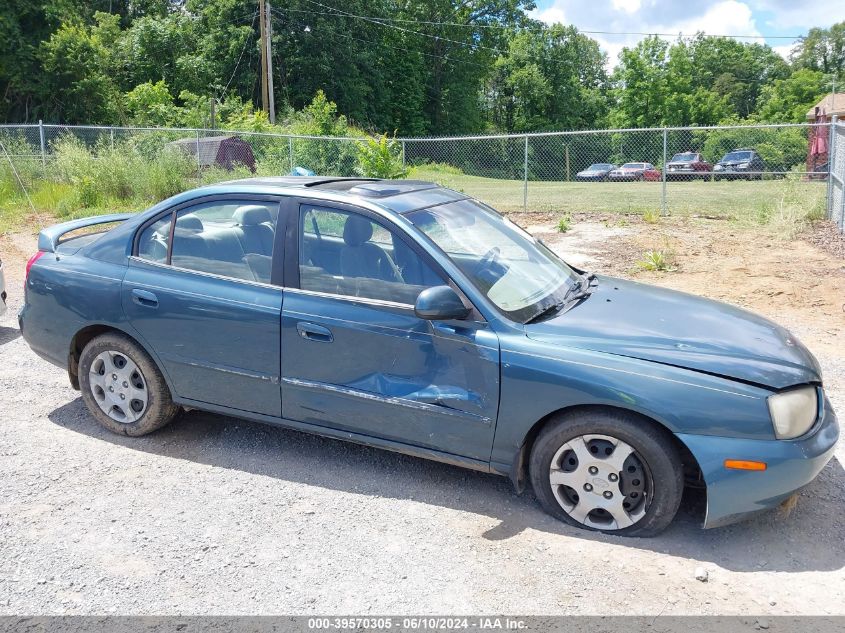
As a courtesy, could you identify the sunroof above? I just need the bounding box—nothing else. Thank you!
[346,180,438,198]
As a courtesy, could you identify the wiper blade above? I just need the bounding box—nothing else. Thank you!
[524,302,566,324]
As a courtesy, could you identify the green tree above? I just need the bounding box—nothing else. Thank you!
[40,12,124,123]
[489,23,608,132]
[793,22,845,79]
[755,68,827,122]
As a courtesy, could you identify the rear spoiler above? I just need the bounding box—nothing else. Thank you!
[37,213,135,253]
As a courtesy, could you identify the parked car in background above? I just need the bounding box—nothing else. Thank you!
[664,152,713,180]
[714,149,767,180]
[608,163,660,182]
[0,256,6,316]
[19,178,839,537]
[576,163,617,182]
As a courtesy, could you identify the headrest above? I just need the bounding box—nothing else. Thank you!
[234,205,272,226]
[175,214,203,232]
[343,215,374,247]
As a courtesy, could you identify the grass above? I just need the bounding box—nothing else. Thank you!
[408,165,828,224]
[0,152,830,236]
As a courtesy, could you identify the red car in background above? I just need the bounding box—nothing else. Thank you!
[664,152,713,180]
[608,162,662,182]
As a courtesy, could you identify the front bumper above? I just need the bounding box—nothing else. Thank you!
[678,395,839,528]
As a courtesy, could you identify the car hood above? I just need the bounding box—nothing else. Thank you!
[667,161,695,167]
[524,276,821,389]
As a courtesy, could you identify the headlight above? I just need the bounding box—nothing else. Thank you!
[714,164,723,170]
[738,162,751,168]
[767,386,818,439]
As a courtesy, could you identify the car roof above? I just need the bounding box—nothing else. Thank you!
[201,177,467,215]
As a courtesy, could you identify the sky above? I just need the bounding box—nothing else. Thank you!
[530,0,841,67]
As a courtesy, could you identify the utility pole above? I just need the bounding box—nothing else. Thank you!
[265,0,275,123]
[258,0,269,118]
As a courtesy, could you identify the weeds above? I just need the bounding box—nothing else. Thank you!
[557,214,572,233]
[642,209,661,224]
[356,133,407,179]
[752,174,826,238]
[636,248,675,272]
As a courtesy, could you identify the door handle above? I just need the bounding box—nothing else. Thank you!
[296,322,333,343]
[131,288,159,308]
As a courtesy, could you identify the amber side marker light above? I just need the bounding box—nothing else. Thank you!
[724,459,767,471]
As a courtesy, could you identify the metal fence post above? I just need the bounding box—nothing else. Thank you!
[827,116,837,219]
[38,120,46,166]
[401,140,406,170]
[110,128,115,151]
[195,130,201,171]
[288,137,294,173]
[523,135,529,212]
[661,128,668,216]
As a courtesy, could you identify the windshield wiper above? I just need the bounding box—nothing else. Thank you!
[525,301,566,324]
[525,272,598,324]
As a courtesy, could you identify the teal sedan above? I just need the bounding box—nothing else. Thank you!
[19,178,838,536]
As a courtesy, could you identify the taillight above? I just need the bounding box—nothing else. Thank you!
[25,251,45,285]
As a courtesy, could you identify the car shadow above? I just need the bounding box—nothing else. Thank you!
[48,398,845,574]
[0,325,21,346]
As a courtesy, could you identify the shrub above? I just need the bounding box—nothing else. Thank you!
[356,134,408,179]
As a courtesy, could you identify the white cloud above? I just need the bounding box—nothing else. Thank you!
[611,0,642,14]
[747,0,843,30]
[532,0,768,68]
[772,42,798,61]
[533,6,566,25]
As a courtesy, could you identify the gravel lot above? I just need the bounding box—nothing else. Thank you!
[0,218,843,615]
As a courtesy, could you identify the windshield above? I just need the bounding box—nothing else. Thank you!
[621,163,644,169]
[407,199,579,322]
[671,152,697,161]
[723,151,752,161]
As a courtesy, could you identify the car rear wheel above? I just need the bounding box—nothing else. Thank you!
[79,333,179,436]
[529,409,683,537]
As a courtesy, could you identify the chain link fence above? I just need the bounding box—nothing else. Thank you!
[1,121,843,231]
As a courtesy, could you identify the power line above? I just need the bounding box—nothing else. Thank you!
[301,0,508,56]
[273,9,492,70]
[284,3,804,40]
[218,11,258,98]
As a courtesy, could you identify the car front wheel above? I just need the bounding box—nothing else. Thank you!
[529,409,683,537]
[78,332,180,436]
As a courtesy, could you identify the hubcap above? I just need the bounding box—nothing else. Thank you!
[549,434,650,530]
[88,351,148,423]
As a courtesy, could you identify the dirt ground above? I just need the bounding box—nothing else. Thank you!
[0,216,843,615]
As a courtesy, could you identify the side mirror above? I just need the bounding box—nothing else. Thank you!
[415,285,471,321]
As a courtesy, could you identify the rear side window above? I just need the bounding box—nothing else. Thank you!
[137,200,278,284]
[137,216,171,264]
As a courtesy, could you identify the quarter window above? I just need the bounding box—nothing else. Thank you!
[137,216,172,264]
[299,207,442,304]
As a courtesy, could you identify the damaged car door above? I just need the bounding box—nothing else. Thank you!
[280,201,500,461]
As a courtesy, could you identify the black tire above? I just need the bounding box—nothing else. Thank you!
[529,409,683,537]
[78,332,179,436]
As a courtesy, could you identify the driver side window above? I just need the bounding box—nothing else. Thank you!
[299,206,442,304]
